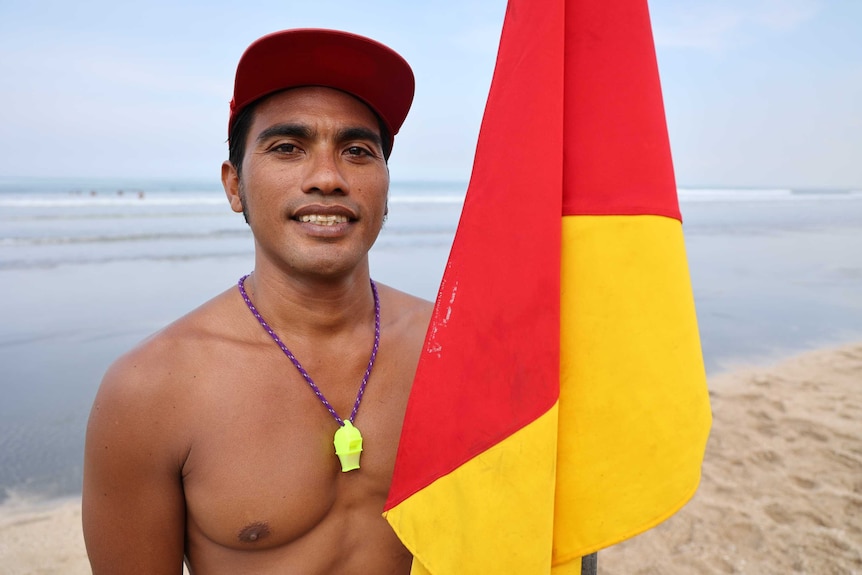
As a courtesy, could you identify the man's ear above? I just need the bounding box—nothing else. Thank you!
[384,166,390,217]
[221,161,244,214]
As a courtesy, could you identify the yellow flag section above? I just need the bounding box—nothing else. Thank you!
[387,406,560,573]
[386,217,711,573]
[555,215,710,560]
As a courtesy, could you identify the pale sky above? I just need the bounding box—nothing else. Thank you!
[1,0,860,188]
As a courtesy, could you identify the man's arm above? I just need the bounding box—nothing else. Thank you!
[82,354,187,574]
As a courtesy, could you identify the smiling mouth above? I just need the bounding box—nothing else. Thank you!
[297,214,350,225]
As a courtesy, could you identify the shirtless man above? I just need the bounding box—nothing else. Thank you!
[83,29,430,574]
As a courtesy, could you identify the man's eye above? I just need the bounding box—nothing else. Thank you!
[272,143,297,153]
[346,146,370,157]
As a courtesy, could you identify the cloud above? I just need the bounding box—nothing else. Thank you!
[651,0,822,52]
[750,0,821,31]
[0,40,227,100]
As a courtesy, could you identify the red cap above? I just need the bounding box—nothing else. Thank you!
[229,29,415,151]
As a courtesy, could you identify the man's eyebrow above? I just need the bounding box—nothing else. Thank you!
[255,123,313,145]
[254,123,383,149]
[337,127,383,149]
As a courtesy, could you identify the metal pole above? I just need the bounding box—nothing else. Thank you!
[581,552,598,575]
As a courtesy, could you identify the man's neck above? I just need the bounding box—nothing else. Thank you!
[242,262,376,338]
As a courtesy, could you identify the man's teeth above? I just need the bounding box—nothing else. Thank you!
[299,214,349,225]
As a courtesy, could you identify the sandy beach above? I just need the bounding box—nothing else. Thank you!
[1,342,860,574]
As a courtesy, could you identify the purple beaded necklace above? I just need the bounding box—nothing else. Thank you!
[237,274,380,472]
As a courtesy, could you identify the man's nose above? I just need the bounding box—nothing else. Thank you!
[302,151,348,195]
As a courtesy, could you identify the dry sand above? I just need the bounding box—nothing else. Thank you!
[1,343,860,574]
[0,498,88,575]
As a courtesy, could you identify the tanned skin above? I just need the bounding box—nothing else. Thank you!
[83,87,432,574]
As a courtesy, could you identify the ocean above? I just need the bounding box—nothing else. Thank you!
[1,177,861,503]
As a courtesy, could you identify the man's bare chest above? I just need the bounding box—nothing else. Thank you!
[177,361,408,550]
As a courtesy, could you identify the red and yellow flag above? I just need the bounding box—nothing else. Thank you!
[383,0,712,572]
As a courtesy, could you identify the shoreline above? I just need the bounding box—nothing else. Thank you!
[2,342,861,574]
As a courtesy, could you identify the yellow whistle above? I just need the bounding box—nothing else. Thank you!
[334,420,363,472]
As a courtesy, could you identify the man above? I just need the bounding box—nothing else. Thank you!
[83,29,431,574]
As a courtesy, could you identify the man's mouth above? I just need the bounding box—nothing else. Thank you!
[297,214,350,226]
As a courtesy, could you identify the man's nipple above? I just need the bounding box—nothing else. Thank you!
[238,521,271,543]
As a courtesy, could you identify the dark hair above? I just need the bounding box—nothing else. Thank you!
[228,102,259,180]
[227,93,393,179]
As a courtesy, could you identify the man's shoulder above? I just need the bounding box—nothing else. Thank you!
[98,286,242,401]
[376,283,433,331]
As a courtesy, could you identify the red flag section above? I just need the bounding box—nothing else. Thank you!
[563,0,680,218]
[384,0,711,572]
[385,0,564,510]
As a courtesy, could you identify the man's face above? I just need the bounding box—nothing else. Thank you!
[224,86,390,280]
